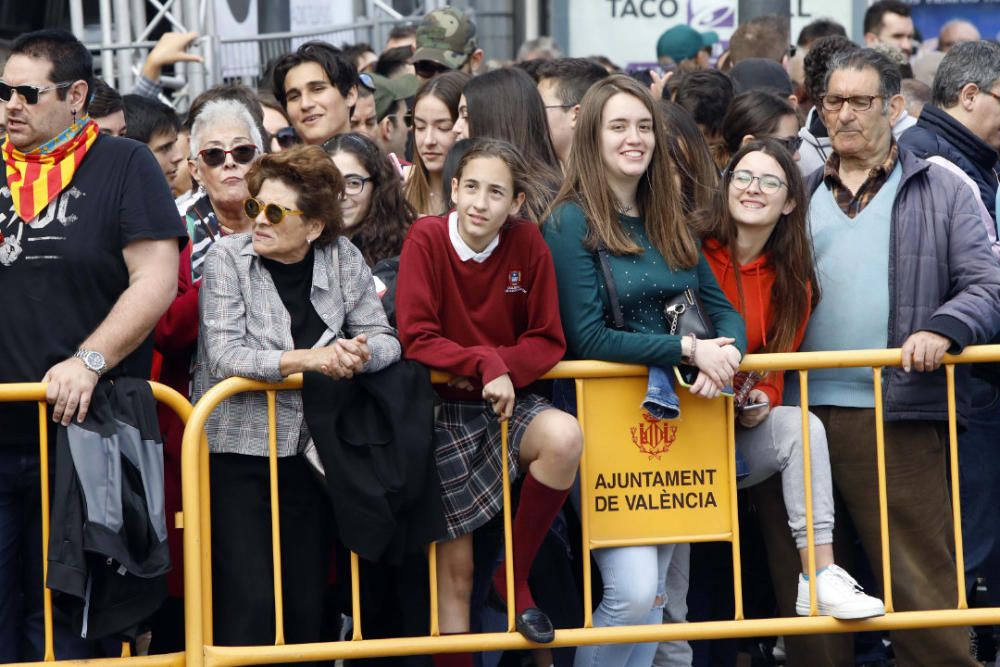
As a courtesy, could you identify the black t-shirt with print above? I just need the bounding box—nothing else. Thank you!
[0,135,185,446]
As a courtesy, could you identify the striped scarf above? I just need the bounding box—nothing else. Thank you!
[2,116,100,222]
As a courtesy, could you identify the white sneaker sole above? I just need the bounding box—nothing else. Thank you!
[795,601,886,620]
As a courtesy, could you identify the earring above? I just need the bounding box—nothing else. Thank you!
[71,108,78,126]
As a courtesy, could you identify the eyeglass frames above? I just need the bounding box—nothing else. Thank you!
[272,127,300,150]
[197,144,258,167]
[819,94,884,113]
[0,80,73,105]
[244,197,303,224]
[729,170,788,194]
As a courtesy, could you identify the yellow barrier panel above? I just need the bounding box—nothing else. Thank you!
[180,346,1000,667]
[0,381,190,667]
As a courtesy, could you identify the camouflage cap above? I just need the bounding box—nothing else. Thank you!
[372,73,419,122]
[412,7,477,70]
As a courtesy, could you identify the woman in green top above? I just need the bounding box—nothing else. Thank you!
[543,74,746,667]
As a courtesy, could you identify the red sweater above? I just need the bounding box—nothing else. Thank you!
[396,215,566,400]
[702,237,810,408]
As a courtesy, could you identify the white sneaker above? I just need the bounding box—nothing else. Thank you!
[795,564,886,620]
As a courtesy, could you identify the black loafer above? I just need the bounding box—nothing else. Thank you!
[486,585,555,643]
[514,607,555,644]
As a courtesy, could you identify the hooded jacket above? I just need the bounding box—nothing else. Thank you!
[702,238,810,408]
[795,148,1000,422]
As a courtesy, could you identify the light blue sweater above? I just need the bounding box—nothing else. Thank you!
[785,163,902,408]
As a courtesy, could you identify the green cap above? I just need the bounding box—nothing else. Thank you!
[412,7,477,70]
[656,25,719,63]
[372,73,419,122]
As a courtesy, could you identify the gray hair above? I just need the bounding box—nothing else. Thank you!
[189,98,265,158]
[824,48,902,110]
[932,40,1000,108]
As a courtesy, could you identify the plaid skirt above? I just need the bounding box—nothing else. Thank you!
[435,393,551,539]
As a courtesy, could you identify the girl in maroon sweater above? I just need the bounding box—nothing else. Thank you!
[396,138,582,661]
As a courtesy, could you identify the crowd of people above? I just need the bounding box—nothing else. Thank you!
[1,2,1000,666]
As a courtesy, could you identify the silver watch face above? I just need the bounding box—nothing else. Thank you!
[81,350,106,372]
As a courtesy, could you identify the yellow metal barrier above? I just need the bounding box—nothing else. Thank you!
[0,381,191,667]
[181,345,1000,667]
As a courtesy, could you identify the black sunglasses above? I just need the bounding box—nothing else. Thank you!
[0,80,73,105]
[772,135,803,154]
[273,127,299,150]
[413,60,452,79]
[244,197,303,224]
[198,144,258,168]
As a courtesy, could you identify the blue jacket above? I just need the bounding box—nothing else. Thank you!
[804,149,1000,423]
[899,104,999,227]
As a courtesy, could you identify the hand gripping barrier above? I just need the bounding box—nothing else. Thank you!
[0,381,191,667]
[181,345,1000,667]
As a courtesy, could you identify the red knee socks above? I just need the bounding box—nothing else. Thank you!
[492,471,570,614]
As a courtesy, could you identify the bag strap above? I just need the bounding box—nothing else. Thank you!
[596,242,626,330]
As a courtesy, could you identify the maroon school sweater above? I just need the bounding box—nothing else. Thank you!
[396,214,566,401]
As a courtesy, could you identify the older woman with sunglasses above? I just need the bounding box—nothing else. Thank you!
[194,144,400,648]
[183,98,264,280]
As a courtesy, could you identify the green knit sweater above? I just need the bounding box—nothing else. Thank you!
[543,201,746,366]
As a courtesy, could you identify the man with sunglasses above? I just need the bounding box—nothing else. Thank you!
[411,7,484,83]
[0,29,184,660]
[770,48,1000,666]
[272,41,359,149]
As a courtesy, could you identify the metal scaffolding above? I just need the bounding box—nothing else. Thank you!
[68,0,212,108]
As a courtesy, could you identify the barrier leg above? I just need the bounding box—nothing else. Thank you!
[266,391,286,646]
[871,367,893,612]
[575,379,593,629]
[500,419,515,633]
[799,371,818,616]
[428,542,439,636]
[945,365,967,609]
[351,552,363,640]
[38,402,55,662]
[727,396,743,620]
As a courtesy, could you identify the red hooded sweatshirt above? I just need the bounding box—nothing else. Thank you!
[702,237,811,408]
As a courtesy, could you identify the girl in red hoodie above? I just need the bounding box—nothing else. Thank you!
[396,138,582,663]
[701,139,884,620]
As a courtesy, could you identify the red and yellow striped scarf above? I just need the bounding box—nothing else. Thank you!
[2,118,100,222]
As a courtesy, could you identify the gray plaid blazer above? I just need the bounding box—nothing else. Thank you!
[193,234,401,457]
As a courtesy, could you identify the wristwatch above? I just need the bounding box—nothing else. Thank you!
[74,349,107,377]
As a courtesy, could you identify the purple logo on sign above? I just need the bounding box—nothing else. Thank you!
[688,0,736,29]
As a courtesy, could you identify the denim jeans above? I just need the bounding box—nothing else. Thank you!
[653,543,692,667]
[574,544,676,667]
[643,367,680,420]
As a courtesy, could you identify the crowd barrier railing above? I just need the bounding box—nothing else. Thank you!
[0,381,191,667]
[180,345,1000,667]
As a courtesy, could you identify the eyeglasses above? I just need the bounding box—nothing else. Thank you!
[982,89,1000,104]
[819,94,884,112]
[413,60,452,79]
[0,80,73,105]
[543,103,576,110]
[771,135,803,154]
[343,174,373,196]
[244,197,303,224]
[730,170,787,194]
[198,144,258,167]
[272,127,299,150]
[358,73,375,91]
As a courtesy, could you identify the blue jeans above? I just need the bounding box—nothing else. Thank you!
[574,544,676,667]
[643,367,680,420]
[0,449,105,661]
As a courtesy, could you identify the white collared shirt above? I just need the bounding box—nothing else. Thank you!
[448,211,499,263]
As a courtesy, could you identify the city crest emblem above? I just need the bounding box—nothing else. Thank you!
[631,412,677,459]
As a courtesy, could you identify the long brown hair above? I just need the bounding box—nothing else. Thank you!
[547,74,698,269]
[324,132,415,266]
[404,71,470,215]
[700,138,819,353]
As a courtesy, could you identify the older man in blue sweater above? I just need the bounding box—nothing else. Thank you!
[764,49,1000,667]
